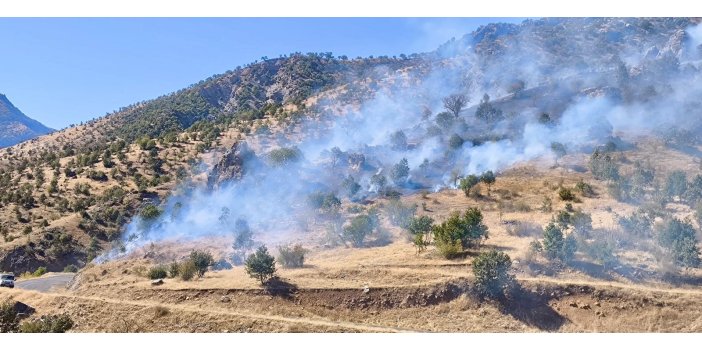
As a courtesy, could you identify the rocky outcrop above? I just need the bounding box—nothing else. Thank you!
[207,142,257,189]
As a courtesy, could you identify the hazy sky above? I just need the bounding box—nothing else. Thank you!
[0,18,524,129]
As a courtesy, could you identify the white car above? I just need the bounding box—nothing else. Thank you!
[1,273,15,288]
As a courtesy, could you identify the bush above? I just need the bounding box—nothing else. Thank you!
[657,218,701,268]
[435,239,462,259]
[277,244,307,268]
[245,246,276,284]
[168,261,180,278]
[575,180,594,197]
[542,221,578,263]
[389,158,410,185]
[342,214,377,247]
[665,170,687,199]
[408,215,434,253]
[189,250,214,278]
[480,171,496,196]
[148,266,168,280]
[267,147,301,167]
[432,208,489,255]
[582,237,618,269]
[179,260,196,281]
[589,149,619,181]
[232,218,255,249]
[1,300,19,333]
[33,267,47,277]
[307,192,341,213]
[63,264,78,273]
[472,250,515,298]
[385,199,417,228]
[459,175,479,197]
[19,314,74,333]
[140,205,162,221]
[558,187,576,201]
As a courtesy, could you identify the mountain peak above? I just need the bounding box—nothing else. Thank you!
[0,93,54,148]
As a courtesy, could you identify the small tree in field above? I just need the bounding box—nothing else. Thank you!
[245,246,277,284]
[189,250,214,278]
[459,175,480,197]
[443,94,468,118]
[472,250,515,298]
[480,171,496,196]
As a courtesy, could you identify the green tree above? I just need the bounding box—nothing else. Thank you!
[480,171,496,196]
[432,208,489,254]
[542,221,577,263]
[472,250,515,298]
[342,214,377,247]
[390,158,410,185]
[408,215,434,254]
[665,170,687,200]
[189,250,214,278]
[459,175,480,197]
[245,245,277,284]
[657,218,701,269]
[389,130,408,150]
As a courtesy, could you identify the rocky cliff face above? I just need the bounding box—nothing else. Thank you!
[0,94,53,148]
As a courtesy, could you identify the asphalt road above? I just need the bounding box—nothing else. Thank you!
[14,273,76,292]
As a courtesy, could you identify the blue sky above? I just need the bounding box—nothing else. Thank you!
[0,18,524,129]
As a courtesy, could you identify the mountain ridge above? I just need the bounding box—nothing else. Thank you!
[0,93,54,148]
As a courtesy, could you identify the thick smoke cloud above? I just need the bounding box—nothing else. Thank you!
[98,19,702,262]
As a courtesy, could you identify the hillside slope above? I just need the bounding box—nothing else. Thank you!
[0,94,53,148]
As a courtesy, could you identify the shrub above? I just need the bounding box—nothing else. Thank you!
[189,250,214,278]
[342,214,377,247]
[685,175,702,203]
[408,215,434,254]
[277,244,307,268]
[575,180,594,197]
[657,218,701,268]
[140,205,162,221]
[619,211,653,238]
[389,130,408,150]
[245,246,276,284]
[232,218,255,249]
[589,149,619,181]
[267,147,301,167]
[389,158,410,185]
[1,300,19,333]
[19,314,74,333]
[480,171,496,196]
[582,237,618,269]
[148,266,168,280]
[33,267,47,277]
[385,199,417,228]
[63,264,78,273]
[558,187,576,201]
[432,208,489,253]
[665,170,687,199]
[168,261,180,278]
[540,196,552,212]
[459,175,480,197]
[542,221,578,263]
[435,239,462,259]
[179,260,196,281]
[307,192,341,213]
[472,250,515,298]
